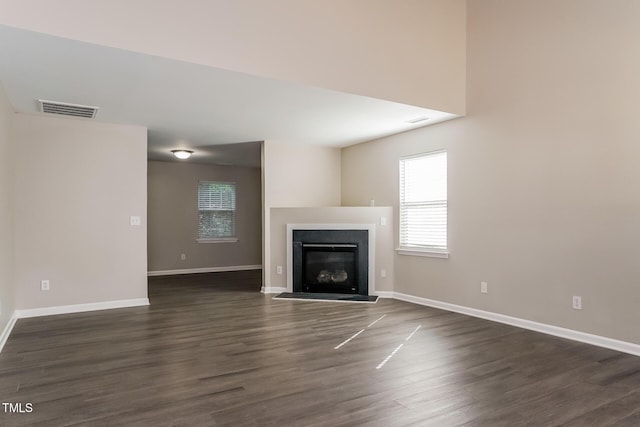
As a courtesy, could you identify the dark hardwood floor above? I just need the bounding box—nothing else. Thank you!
[1,271,639,426]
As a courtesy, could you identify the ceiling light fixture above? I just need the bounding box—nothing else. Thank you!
[171,149,194,160]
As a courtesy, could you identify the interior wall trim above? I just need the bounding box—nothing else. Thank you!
[393,292,640,357]
[148,265,262,276]
[14,298,150,319]
[0,312,18,353]
[372,291,394,298]
[261,286,287,294]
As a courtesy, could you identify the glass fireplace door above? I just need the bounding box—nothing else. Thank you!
[302,244,358,294]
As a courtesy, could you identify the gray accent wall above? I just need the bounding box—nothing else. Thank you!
[147,161,261,272]
[341,0,640,344]
[0,83,15,336]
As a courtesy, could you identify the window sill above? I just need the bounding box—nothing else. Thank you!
[197,237,239,244]
[396,248,449,258]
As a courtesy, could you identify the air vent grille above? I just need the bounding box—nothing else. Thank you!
[38,99,99,119]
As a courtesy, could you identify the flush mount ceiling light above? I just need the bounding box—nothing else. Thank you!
[171,149,194,160]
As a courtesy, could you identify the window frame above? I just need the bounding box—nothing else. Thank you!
[396,150,449,259]
[196,180,238,244]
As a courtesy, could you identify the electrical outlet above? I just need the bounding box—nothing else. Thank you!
[276,265,283,275]
[381,269,386,278]
[181,253,186,261]
[130,216,141,226]
[480,281,488,293]
[41,280,50,291]
[572,296,582,310]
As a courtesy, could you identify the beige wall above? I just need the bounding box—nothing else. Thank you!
[0,83,14,334]
[0,0,466,114]
[269,207,394,293]
[342,0,640,344]
[263,142,341,209]
[13,114,148,309]
[262,141,342,287]
[147,161,261,272]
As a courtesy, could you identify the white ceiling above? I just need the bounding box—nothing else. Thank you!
[0,25,457,167]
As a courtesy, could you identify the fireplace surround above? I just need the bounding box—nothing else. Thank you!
[287,224,375,296]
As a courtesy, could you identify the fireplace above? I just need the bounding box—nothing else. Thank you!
[302,244,358,293]
[292,229,369,295]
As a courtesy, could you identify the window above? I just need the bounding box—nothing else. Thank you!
[197,181,237,242]
[399,150,448,257]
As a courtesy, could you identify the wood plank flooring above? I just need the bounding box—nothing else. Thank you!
[1,271,639,426]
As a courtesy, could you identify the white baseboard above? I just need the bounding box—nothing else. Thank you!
[372,291,394,298]
[261,286,287,294]
[148,265,262,277]
[0,312,17,353]
[15,298,150,319]
[393,292,640,357]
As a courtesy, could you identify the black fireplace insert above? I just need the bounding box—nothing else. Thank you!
[293,229,368,295]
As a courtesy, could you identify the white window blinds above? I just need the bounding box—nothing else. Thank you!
[399,151,447,251]
[198,181,236,239]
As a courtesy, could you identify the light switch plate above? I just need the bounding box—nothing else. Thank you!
[130,216,141,226]
[572,296,582,310]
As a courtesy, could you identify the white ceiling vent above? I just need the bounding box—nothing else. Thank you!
[38,99,99,119]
